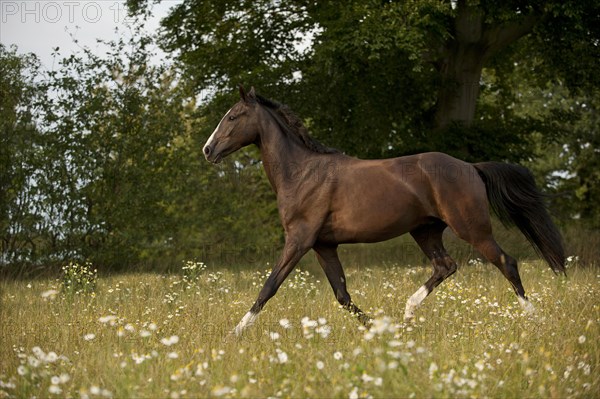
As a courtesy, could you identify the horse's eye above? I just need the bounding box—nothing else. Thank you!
[228,115,236,121]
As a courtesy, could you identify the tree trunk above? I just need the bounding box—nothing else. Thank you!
[435,44,485,129]
[433,1,539,132]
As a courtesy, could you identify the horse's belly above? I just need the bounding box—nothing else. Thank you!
[318,206,422,244]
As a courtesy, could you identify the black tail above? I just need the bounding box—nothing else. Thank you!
[474,162,565,274]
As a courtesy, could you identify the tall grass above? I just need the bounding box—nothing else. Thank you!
[1,258,598,398]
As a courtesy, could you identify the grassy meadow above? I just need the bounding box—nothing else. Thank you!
[1,258,598,398]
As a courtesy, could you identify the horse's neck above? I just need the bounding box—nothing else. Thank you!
[257,117,315,194]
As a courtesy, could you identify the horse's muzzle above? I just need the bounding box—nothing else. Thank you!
[203,144,222,164]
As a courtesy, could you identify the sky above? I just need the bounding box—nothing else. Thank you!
[0,0,183,69]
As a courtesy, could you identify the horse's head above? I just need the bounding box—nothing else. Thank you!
[203,86,261,164]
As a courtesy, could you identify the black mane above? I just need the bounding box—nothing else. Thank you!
[255,94,339,154]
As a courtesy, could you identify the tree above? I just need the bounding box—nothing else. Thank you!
[33,31,214,268]
[301,0,600,160]
[0,44,45,270]
[2,26,281,271]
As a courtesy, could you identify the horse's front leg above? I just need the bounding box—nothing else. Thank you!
[233,236,311,336]
[313,243,372,327]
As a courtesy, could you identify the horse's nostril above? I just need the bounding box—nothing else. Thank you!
[204,146,211,156]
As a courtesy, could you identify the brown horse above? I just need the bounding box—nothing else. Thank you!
[203,87,565,335]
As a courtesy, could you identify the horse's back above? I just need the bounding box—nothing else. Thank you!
[404,152,481,191]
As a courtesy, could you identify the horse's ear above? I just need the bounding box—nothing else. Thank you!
[246,86,257,104]
[239,85,257,104]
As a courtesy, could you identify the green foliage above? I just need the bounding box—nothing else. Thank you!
[297,1,445,158]
[32,31,192,268]
[0,45,44,269]
[157,0,309,95]
[1,20,280,272]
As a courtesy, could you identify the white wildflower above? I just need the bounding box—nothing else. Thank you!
[49,385,62,394]
[276,350,288,364]
[475,360,485,371]
[41,289,59,300]
[131,353,146,365]
[98,315,118,325]
[160,335,180,346]
[429,362,439,377]
[212,386,232,397]
[32,346,45,359]
[316,324,332,338]
[301,317,318,328]
[361,373,374,383]
[279,318,291,329]
[46,352,58,362]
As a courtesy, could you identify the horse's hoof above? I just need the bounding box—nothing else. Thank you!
[359,314,373,328]
[404,310,416,323]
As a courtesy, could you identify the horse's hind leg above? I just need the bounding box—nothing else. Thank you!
[472,237,535,314]
[313,244,372,327]
[405,221,458,322]
[447,212,535,314]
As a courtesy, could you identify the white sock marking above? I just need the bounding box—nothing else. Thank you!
[518,296,535,315]
[233,311,259,336]
[404,285,429,321]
